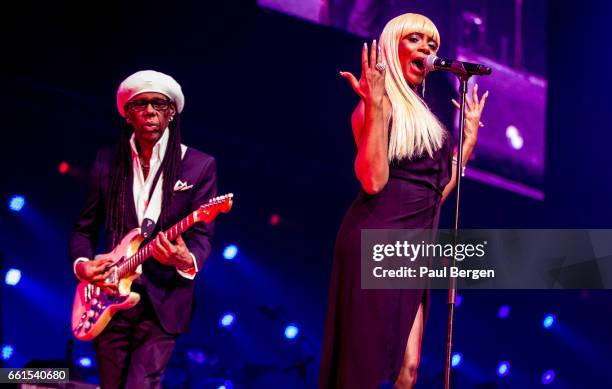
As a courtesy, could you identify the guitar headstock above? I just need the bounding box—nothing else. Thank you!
[196,193,234,223]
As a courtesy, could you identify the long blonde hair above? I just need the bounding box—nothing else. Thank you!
[380,13,446,161]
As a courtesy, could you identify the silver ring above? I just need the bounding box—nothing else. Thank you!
[375,63,386,72]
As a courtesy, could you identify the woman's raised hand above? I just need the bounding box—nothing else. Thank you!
[340,40,386,104]
[451,83,489,147]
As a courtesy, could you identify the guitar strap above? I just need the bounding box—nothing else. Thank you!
[141,164,164,239]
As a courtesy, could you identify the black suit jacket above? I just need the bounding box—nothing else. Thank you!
[69,145,217,334]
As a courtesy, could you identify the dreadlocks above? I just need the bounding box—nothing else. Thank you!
[106,115,183,247]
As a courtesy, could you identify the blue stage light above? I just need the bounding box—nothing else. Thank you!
[217,381,233,389]
[78,357,92,367]
[5,268,21,286]
[542,314,556,329]
[451,352,463,367]
[497,361,510,377]
[8,195,25,212]
[219,313,235,328]
[541,370,555,384]
[455,294,463,307]
[498,305,510,318]
[1,345,14,360]
[187,349,206,364]
[223,245,238,260]
[284,324,299,339]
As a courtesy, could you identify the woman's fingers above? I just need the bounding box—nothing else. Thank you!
[452,98,473,112]
[339,71,365,99]
[452,98,484,127]
[465,95,474,110]
[472,83,479,107]
[361,42,368,74]
[341,41,385,100]
[370,40,377,70]
[479,90,489,112]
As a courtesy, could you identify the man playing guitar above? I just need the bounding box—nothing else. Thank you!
[69,70,218,388]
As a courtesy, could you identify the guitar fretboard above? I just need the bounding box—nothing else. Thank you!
[117,211,199,278]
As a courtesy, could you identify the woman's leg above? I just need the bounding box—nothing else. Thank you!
[394,302,425,389]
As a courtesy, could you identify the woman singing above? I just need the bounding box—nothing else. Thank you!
[319,13,488,389]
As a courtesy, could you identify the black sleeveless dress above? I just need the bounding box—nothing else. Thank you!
[319,134,452,389]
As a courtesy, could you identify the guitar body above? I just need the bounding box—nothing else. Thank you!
[70,193,233,341]
[71,228,144,341]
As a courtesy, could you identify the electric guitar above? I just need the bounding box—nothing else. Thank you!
[71,193,233,341]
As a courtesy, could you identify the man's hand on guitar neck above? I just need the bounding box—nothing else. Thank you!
[151,232,196,272]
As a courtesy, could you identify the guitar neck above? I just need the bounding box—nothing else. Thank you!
[118,211,198,278]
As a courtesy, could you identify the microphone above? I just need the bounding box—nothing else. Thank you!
[425,55,492,76]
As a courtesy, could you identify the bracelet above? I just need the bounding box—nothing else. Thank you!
[452,156,466,177]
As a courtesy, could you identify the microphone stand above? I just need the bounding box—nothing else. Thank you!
[444,73,471,389]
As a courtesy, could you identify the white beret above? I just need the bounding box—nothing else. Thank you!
[116,70,185,117]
